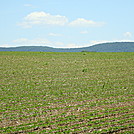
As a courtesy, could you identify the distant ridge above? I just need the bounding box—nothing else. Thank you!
[0,42,134,52]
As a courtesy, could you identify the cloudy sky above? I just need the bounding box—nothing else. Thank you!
[0,0,134,48]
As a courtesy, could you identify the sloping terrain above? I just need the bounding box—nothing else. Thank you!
[0,42,134,52]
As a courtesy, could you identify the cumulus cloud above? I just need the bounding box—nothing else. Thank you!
[124,32,132,38]
[69,18,105,27]
[19,12,68,28]
[19,11,105,28]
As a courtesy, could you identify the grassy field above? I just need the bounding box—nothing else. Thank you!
[0,52,134,134]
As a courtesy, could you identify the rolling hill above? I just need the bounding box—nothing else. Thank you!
[0,42,134,52]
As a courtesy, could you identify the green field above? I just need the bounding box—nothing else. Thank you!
[0,52,134,134]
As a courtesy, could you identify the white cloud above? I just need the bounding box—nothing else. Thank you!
[63,43,91,48]
[19,12,68,28]
[80,31,89,34]
[19,11,106,28]
[13,38,65,48]
[54,42,64,47]
[13,38,52,45]
[48,33,62,36]
[64,40,134,48]
[124,32,132,37]
[69,18,105,27]
[65,43,79,48]
[13,38,86,48]
[0,44,13,48]
[2,39,134,49]
[88,39,134,46]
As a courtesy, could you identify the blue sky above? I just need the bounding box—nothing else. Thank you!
[0,0,134,48]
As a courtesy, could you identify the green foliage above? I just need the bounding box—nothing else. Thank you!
[0,52,134,133]
[82,68,88,72]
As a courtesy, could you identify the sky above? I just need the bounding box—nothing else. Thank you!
[0,0,134,48]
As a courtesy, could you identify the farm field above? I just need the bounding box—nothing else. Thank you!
[0,52,134,134]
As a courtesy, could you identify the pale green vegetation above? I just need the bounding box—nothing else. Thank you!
[0,52,134,133]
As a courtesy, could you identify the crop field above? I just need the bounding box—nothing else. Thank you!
[0,52,134,134]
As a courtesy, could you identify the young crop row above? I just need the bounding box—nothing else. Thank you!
[0,52,134,133]
[0,113,134,132]
[0,96,133,124]
[1,103,133,133]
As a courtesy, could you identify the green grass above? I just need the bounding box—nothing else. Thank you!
[0,52,134,133]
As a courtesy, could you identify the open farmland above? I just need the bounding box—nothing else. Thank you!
[0,52,134,134]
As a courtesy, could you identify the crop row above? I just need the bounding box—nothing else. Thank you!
[1,116,133,133]
[0,52,134,133]
[1,106,133,133]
